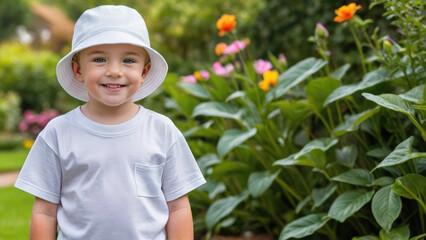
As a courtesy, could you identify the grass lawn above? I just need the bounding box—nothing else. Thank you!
[0,186,33,239]
[0,149,29,172]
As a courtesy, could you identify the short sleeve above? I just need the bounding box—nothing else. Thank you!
[14,135,62,204]
[161,132,206,202]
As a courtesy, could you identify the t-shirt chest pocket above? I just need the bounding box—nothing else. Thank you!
[134,163,164,198]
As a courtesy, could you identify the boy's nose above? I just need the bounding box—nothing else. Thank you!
[106,62,123,78]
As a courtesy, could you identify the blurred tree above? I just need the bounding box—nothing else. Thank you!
[0,0,31,42]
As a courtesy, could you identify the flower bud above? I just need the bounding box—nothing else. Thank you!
[383,40,392,56]
[315,23,329,39]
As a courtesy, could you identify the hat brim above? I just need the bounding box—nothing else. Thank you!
[56,30,168,102]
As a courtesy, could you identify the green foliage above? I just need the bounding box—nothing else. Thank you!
[0,42,73,112]
[161,0,426,238]
[0,91,21,132]
[0,0,31,41]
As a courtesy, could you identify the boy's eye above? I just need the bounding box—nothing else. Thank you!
[123,58,136,64]
[93,58,106,63]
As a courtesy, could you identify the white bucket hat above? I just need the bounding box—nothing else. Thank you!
[56,5,168,102]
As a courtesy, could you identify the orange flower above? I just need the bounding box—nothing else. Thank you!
[217,14,236,36]
[215,42,227,55]
[334,3,361,23]
[258,80,270,92]
[259,70,279,92]
[263,70,279,86]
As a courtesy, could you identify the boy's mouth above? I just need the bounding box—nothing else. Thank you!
[101,84,126,88]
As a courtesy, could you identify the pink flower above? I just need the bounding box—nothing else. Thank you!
[181,75,197,84]
[254,59,273,74]
[223,40,247,55]
[212,62,234,77]
[199,70,210,80]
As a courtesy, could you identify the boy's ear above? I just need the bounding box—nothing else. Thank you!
[141,62,151,84]
[72,61,84,83]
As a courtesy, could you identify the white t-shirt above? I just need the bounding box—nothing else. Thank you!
[15,106,206,240]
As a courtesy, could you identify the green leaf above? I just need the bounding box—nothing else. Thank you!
[372,137,426,172]
[248,170,281,197]
[334,108,380,136]
[328,190,374,223]
[352,236,380,240]
[196,153,221,175]
[306,77,340,111]
[217,128,257,157]
[336,145,358,168]
[369,176,394,186]
[226,90,245,102]
[274,138,338,167]
[178,82,211,99]
[268,58,327,100]
[296,196,312,214]
[206,190,249,229]
[192,101,242,120]
[324,69,389,106]
[391,174,426,200]
[331,169,374,187]
[312,183,338,208]
[379,225,410,240]
[362,93,415,116]
[279,213,328,240]
[399,84,425,104]
[330,63,351,80]
[372,186,402,232]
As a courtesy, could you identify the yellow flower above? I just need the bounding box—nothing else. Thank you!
[215,42,227,55]
[334,3,361,23]
[263,70,279,86]
[194,71,202,81]
[258,80,270,92]
[22,139,34,149]
[217,14,236,36]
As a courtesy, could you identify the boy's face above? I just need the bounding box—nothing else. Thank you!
[72,44,150,108]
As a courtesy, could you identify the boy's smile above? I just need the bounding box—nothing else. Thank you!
[72,44,150,109]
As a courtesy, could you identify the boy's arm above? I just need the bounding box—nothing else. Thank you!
[166,194,194,240]
[30,197,58,240]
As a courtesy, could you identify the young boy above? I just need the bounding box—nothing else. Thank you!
[15,5,206,239]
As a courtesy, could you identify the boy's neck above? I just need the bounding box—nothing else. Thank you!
[80,101,140,125]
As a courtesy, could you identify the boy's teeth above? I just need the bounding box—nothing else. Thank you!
[105,84,121,88]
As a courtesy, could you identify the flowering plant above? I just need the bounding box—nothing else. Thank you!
[171,1,426,239]
[19,109,59,138]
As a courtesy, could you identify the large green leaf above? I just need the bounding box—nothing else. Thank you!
[196,153,221,175]
[372,137,426,172]
[391,174,426,200]
[399,84,425,104]
[323,69,390,106]
[328,190,374,222]
[274,138,338,167]
[312,183,338,208]
[362,93,415,116]
[330,64,351,80]
[306,77,340,111]
[192,101,242,120]
[206,190,249,229]
[331,169,374,187]
[178,82,211,99]
[336,145,358,168]
[268,58,327,100]
[217,128,257,157]
[379,225,410,240]
[334,108,380,136]
[372,186,402,232]
[279,213,328,240]
[248,170,281,197]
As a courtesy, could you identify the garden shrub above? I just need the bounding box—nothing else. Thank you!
[167,0,426,239]
[0,42,64,112]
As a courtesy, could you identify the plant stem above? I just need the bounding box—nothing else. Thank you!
[349,23,367,74]
[274,177,302,202]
